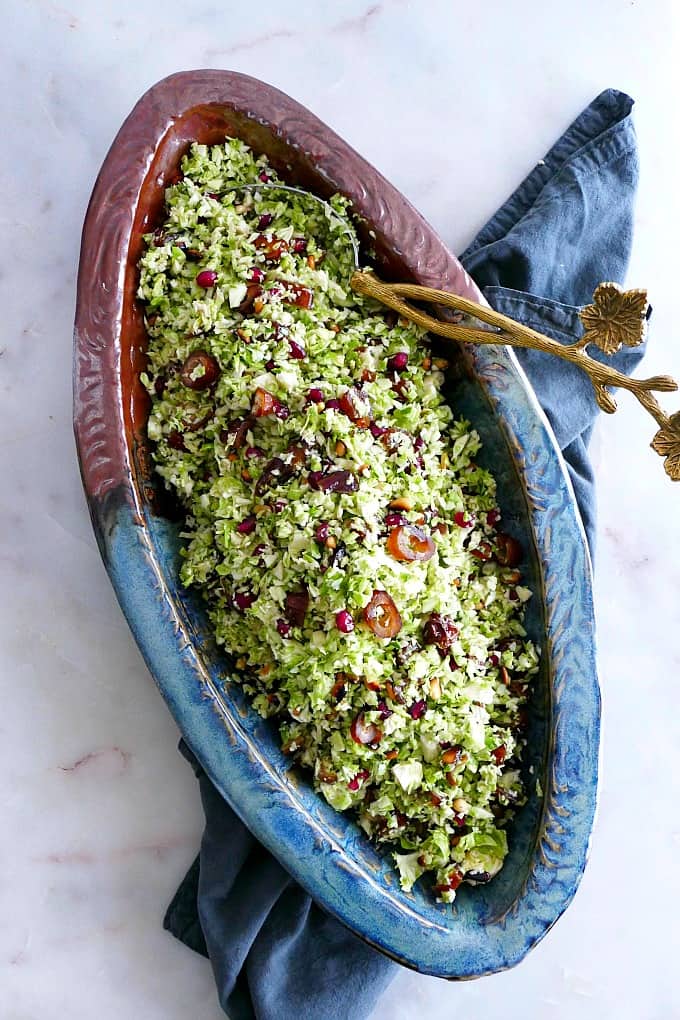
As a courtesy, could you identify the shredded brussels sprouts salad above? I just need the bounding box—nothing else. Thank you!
[138,139,539,902]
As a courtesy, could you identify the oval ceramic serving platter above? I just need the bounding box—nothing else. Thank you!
[73,70,599,978]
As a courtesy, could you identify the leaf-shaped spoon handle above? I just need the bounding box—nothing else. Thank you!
[351,272,680,480]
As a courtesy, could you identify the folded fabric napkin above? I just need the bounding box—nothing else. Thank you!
[164,88,644,1019]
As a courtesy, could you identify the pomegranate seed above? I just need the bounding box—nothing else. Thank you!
[234,591,257,611]
[487,509,501,527]
[369,422,386,438]
[276,618,292,638]
[292,237,308,254]
[314,521,330,543]
[350,713,382,747]
[387,352,408,372]
[250,267,265,283]
[196,270,217,288]
[307,387,324,404]
[454,511,474,528]
[258,213,274,230]
[237,516,257,535]
[325,398,341,411]
[408,700,427,720]
[288,340,306,360]
[335,610,355,633]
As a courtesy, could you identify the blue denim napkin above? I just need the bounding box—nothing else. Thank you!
[164,89,643,1019]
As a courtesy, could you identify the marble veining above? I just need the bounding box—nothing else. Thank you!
[2,0,678,1017]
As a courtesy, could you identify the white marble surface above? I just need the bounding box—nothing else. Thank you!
[2,2,679,1017]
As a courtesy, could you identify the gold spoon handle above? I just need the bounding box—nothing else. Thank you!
[351,271,680,481]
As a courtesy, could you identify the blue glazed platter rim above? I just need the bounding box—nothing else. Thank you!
[73,70,600,978]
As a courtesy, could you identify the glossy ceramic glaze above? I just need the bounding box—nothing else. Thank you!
[73,70,599,978]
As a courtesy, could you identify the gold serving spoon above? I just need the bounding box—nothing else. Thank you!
[223,183,680,480]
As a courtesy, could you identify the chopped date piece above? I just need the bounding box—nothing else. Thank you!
[238,283,263,314]
[285,589,309,628]
[182,406,214,432]
[386,524,435,563]
[180,350,220,391]
[470,541,493,561]
[252,387,277,417]
[254,234,289,262]
[308,470,358,494]
[350,713,382,747]
[220,416,253,449]
[495,532,523,567]
[338,387,371,428]
[167,430,186,451]
[491,745,507,765]
[282,282,314,309]
[363,590,402,639]
[423,613,459,653]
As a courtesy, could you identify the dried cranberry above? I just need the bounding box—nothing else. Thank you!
[153,374,167,397]
[276,618,292,638]
[258,212,274,230]
[369,422,386,439]
[258,170,270,182]
[292,237,308,254]
[196,270,218,288]
[376,700,393,720]
[423,613,459,653]
[315,521,330,543]
[233,591,257,611]
[414,436,425,451]
[486,508,501,527]
[307,387,324,404]
[454,511,474,528]
[245,445,265,459]
[180,350,220,391]
[325,398,341,411]
[236,517,257,535]
[288,340,306,360]
[285,590,309,628]
[335,610,355,634]
[385,512,407,528]
[408,700,427,720]
[387,352,408,372]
